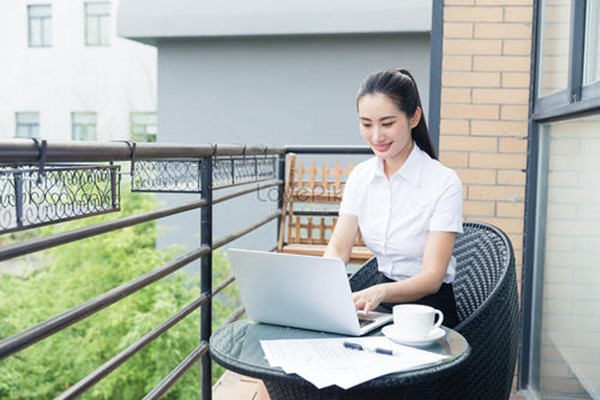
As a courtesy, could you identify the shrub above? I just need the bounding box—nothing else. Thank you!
[0,190,239,399]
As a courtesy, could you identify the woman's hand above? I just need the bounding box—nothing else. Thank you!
[352,284,388,315]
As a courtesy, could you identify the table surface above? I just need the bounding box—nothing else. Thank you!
[210,319,471,390]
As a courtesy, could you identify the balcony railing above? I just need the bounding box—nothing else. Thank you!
[0,139,370,399]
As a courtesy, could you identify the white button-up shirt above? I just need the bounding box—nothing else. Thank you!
[340,145,463,283]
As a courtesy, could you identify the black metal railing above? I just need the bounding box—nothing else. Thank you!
[0,139,370,399]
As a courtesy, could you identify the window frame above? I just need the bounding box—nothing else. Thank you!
[15,112,40,138]
[520,0,600,395]
[71,112,98,141]
[84,2,111,47]
[28,4,52,48]
[130,112,157,143]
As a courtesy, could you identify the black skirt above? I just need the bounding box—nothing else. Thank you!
[375,273,460,328]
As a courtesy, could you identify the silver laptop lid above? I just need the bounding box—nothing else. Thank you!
[227,249,362,336]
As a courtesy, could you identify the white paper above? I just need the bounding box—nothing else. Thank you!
[260,336,448,389]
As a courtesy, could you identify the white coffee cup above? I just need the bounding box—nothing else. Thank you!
[392,304,444,339]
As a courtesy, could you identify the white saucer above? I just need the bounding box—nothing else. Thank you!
[382,325,446,347]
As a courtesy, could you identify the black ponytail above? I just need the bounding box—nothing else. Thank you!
[357,68,437,160]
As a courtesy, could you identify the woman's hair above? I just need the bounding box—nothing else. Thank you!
[356,68,437,159]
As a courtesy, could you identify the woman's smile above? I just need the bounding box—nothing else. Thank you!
[372,142,392,153]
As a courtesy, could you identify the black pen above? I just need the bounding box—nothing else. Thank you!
[343,341,398,356]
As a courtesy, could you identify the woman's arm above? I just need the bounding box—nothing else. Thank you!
[323,214,359,264]
[353,231,456,314]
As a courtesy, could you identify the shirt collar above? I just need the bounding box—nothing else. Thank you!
[373,144,425,186]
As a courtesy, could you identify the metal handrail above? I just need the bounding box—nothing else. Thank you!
[0,245,210,359]
[0,179,281,262]
[0,140,284,162]
[55,294,210,400]
[143,343,209,400]
[0,140,371,399]
[56,276,237,399]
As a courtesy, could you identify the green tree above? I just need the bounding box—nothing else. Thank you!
[0,190,239,399]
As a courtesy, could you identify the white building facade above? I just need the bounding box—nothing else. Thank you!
[0,0,157,142]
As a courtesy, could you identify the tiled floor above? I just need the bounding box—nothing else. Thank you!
[213,371,269,400]
[213,371,528,400]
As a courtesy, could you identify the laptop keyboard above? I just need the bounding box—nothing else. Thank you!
[358,316,375,328]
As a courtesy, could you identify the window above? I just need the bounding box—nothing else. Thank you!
[130,112,157,142]
[28,4,52,47]
[85,2,110,46]
[532,117,600,399]
[584,1,600,84]
[523,1,600,399]
[537,0,571,98]
[72,112,97,141]
[15,112,40,138]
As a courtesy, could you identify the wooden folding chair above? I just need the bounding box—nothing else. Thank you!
[277,153,373,264]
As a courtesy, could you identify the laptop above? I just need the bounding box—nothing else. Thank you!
[227,249,392,336]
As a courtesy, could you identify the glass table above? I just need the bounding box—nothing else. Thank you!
[210,320,470,400]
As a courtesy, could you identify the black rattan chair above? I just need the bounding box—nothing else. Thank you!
[348,221,520,400]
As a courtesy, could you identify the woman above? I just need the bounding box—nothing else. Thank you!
[324,68,463,328]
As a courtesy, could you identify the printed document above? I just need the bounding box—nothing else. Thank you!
[260,336,448,389]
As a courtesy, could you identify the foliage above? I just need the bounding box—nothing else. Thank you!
[0,190,240,399]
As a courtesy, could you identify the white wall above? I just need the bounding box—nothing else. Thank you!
[118,0,431,41]
[0,0,156,140]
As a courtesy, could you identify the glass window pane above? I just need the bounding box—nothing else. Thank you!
[584,1,600,84]
[86,17,99,45]
[15,112,40,138]
[533,116,600,399]
[29,20,41,46]
[28,5,51,47]
[100,15,110,46]
[29,5,51,18]
[16,112,39,124]
[130,112,157,142]
[74,112,96,124]
[87,2,110,15]
[85,2,110,46]
[42,18,52,46]
[538,0,572,97]
[72,112,97,141]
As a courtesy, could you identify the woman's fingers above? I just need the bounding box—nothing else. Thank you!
[362,299,376,315]
[353,293,366,309]
[352,288,382,316]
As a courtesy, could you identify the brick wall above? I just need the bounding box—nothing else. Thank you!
[439,0,533,285]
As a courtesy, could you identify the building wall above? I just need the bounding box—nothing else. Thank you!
[0,0,156,140]
[158,34,431,146]
[155,33,432,254]
[439,0,532,286]
[117,0,432,41]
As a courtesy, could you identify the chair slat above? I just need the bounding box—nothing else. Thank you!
[279,153,373,262]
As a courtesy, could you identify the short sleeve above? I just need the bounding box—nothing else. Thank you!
[339,167,361,216]
[429,172,463,233]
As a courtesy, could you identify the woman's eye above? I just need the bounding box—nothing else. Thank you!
[382,122,394,128]
[361,123,372,128]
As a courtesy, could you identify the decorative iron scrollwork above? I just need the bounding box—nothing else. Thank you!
[0,164,120,234]
[131,156,277,193]
[131,159,202,193]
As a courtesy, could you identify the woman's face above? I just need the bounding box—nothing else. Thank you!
[358,93,420,166]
